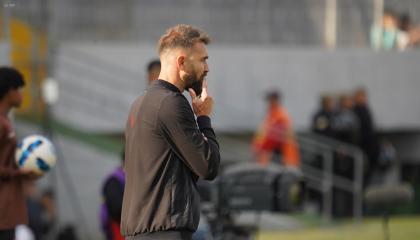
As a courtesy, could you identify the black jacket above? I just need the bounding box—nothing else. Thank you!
[312,110,336,138]
[121,80,220,236]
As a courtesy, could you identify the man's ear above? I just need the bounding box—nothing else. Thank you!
[176,55,185,71]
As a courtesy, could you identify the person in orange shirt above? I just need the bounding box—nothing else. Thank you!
[252,91,300,167]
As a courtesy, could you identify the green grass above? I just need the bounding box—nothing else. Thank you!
[258,216,420,240]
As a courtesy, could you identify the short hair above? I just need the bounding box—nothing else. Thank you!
[147,59,161,72]
[0,67,25,100]
[339,94,350,104]
[354,87,366,95]
[265,90,282,103]
[399,13,411,31]
[157,24,210,55]
[384,9,397,17]
[320,94,333,107]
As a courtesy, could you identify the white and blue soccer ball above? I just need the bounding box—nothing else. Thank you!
[15,135,57,176]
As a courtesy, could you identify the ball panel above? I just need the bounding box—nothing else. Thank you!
[18,139,43,167]
[36,158,51,171]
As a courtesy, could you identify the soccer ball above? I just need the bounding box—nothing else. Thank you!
[15,135,57,176]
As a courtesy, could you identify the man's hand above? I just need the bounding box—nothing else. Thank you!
[19,169,42,180]
[188,80,213,117]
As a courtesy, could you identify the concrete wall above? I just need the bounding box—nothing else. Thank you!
[53,43,420,133]
[0,42,10,65]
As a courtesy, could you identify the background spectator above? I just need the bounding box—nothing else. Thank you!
[333,94,360,145]
[253,90,300,167]
[371,9,406,50]
[352,88,379,185]
[312,94,337,138]
[100,151,125,240]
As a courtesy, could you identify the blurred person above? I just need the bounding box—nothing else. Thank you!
[398,13,420,49]
[353,88,379,185]
[397,13,411,50]
[333,94,360,145]
[252,90,300,167]
[25,181,43,240]
[0,67,39,240]
[370,9,406,50]
[146,59,161,85]
[331,95,360,218]
[399,13,411,32]
[100,150,125,240]
[39,189,56,240]
[311,94,336,138]
[25,182,56,240]
[308,94,337,212]
[122,24,220,240]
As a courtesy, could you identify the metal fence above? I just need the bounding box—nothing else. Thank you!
[4,0,420,47]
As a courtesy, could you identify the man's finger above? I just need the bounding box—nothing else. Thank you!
[188,88,197,100]
[200,80,208,99]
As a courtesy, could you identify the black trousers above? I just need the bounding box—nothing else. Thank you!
[125,230,193,240]
[0,229,15,240]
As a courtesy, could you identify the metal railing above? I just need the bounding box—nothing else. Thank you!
[221,130,365,223]
[297,133,364,222]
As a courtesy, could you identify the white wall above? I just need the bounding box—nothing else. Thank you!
[53,42,420,133]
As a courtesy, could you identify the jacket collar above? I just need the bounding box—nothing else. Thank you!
[154,79,182,93]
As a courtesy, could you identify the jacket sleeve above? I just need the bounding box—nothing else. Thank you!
[158,94,220,180]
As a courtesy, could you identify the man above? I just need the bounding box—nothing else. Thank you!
[26,183,55,240]
[311,94,336,138]
[353,88,378,185]
[146,59,161,85]
[100,60,161,240]
[145,58,212,240]
[122,25,220,240]
[334,94,359,145]
[331,94,360,218]
[100,150,125,240]
[0,67,37,240]
[252,90,300,167]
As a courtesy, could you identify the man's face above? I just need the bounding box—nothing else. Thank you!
[354,91,367,105]
[340,96,353,109]
[267,96,279,109]
[8,88,23,108]
[182,42,209,96]
[323,97,334,112]
[383,14,397,30]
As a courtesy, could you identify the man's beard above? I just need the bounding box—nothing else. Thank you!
[184,72,204,96]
